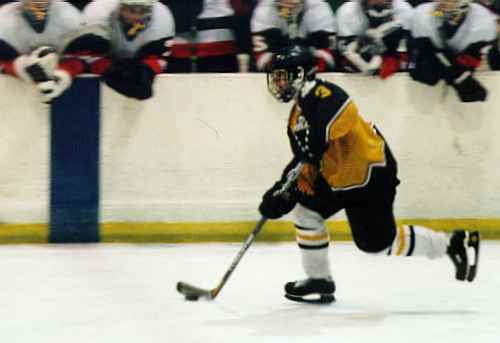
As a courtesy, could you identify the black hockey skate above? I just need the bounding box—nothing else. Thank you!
[447,230,480,282]
[284,278,336,304]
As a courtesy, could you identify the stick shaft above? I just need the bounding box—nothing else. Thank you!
[211,217,268,297]
[177,162,304,300]
[210,163,303,298]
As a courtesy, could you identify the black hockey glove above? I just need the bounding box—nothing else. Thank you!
[450,74,487,103]
[103,60,155,100]
[409,54,443,86]
[487,42,500,70]
[258,158,303,219]
[437,53,487,103]
[258,181,297,219]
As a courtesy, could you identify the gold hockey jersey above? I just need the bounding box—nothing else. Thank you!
[288,79,386,192]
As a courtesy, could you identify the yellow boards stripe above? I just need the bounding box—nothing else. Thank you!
[0,218,500,244]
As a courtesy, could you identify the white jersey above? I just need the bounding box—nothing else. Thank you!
[83,0,175,59]
[336,0,413,38]
[410,2,497,53]
[0,0,83,54]
[175,0,235,45]
[251,0,336,39]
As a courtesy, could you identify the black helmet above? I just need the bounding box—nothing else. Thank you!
[267,45,316,103]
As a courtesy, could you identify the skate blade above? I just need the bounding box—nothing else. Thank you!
[285,293,335,304]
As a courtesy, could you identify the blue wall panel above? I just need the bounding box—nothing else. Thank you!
[49,78,100,243]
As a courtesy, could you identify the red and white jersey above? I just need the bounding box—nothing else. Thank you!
[171,0,238,59]
[251,0,336,71]
[83,0,175,59]
[336,0,413,39]
[252,0,336,39]
[410,2,497,53]
[0,0,83,55]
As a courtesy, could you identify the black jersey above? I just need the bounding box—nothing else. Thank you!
[288,79,387,193]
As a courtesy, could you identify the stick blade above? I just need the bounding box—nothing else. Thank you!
[176,281,214,301]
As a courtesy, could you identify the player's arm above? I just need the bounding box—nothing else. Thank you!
[252,28,283,71]
[366,20,409,79]
[338,34,383,74]
[453,41,493,71]
[0,39,20,76]
[302,1,336,72]
[135,36,174,75]
[259,157,302,219]
[336,2,384,75]
[488,39,500,70]
[411,38,489,102]
[31,3,91,101]
[102,35,173,101]
[0,41,73,102]
[77,0,119,75]
[0,38,64,90]
[66,23,112,75]
[304,30,336,72]
[439,42,493,102]
[327,102,357,141]
[408,36,444,85]
[288,85,357,196]
[289,84,354,169]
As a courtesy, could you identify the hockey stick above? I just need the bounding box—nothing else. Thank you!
[177,162,304,301]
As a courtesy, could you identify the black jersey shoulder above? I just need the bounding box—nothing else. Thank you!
[298,79,352,132]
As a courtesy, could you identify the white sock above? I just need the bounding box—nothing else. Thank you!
[388,225,449,259]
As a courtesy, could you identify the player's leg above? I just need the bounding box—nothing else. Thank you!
[284,178,345,304]
[285,203,336,304]
[345,196,480,282]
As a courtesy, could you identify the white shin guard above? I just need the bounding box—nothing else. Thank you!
[293,204,332,279]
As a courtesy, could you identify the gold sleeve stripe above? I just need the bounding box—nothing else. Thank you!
[325,97,351,142]
[329,101,360,141]
[395,225,407,256]
[325,98,362,142]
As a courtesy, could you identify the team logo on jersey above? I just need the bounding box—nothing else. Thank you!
[294,115,310,132]
[289,105,309,132]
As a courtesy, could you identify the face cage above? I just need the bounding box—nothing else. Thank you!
[437,0,469,25]
[276,0,305,19]
[267,67,305,103]
[23,0,50,30]
[119,4,152,37]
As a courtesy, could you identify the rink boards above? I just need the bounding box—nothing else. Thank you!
[1,218,500,244]
[0,73,499,243]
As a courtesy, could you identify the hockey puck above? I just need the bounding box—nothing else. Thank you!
[185,295,199,301]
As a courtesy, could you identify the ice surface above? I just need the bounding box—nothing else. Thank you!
[0,242,498,343]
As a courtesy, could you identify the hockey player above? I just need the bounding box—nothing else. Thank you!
[251,0,336,72]
[78,0,175,100]
[336,0,413,78]
[259,45,480,304]
[0,0,86,101]
[409,0,497,102]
